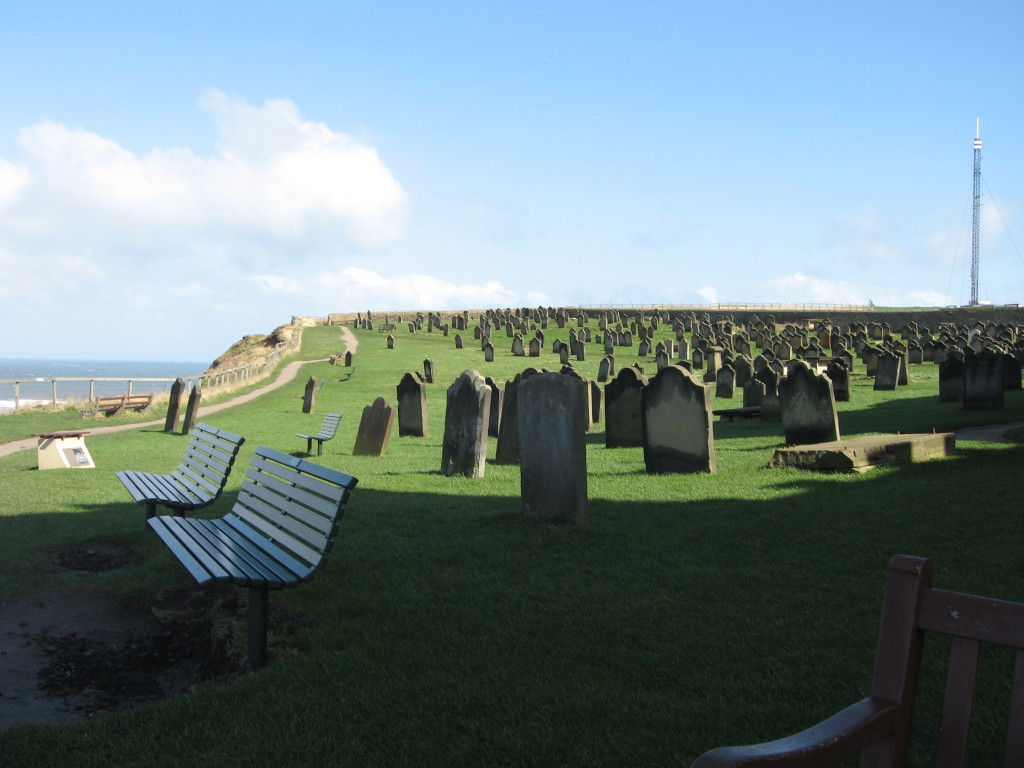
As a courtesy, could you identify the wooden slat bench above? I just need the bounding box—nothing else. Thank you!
[690,555,1024,767]
[117,423,246,520]
[297,413,342,456]
[81,393,155,417]
[147,446,358,670]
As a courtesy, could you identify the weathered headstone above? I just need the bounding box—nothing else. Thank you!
[715,364,735,399]
[181,385,202,435]
[963,348,1004,410]
[396,371,429,437]
[440,370,491,477]
[455,334,464,349]
[641,365,716,474]
[353,397,396,456]
[486,376,503,437]
[778,361,840,446]
[423,358,434,384]
[494,368,543,465]
[164,378,186,432]
[302,376,317,414]
[518,372,589,525]
[483,342,495,362]
[873,352,900,391]
[387,334,395,350]
[604,366,648,448]
[825,360,850,402]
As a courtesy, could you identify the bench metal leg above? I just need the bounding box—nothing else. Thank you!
[247,587,268,671]
[305,438,313,454]
[316,439,324,457]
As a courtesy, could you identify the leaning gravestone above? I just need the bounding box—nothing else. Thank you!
[423,358,434,384]
[396,371,429,437]
[302,376,317,414]
[164,378,186,432]
[440,370,491,477]
[604,366,649,448]
[641,365,716,474]
[353,397,396,456]
[518,372,589,525]
[181,385,202,435]
[778,361,840,446]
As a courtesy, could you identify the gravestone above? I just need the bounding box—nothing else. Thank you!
[486,376,503,437]
[512,334,525,357]
[455,334,464,349]
[396,371,429,437]
[825,360,850,402]
[742,378,766,408]
[387,334,396,350]
[589,379,602,424]
[423,358,434,384]
[963,348,1004,410]
[483,342,495,363]
[778,361,840,446]
[597,355,615,383]
[518,372,589,525]
[302,376,317,414]
[353,397,396,456]
[1002,352,1022,391]
[528,337,541,357]
[494,368,543,465]
[715,364,735,399]
[873,352,900,391]
[604,366,649,448]
[938,351,964,406]
[440,370,491,477]
[641,365,716,474]
[181,385,202,435]
[164,378,186,432]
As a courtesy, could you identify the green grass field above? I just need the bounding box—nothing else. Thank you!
[1,321,1022,766]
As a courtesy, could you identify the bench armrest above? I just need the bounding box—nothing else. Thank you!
[691,697,899,768]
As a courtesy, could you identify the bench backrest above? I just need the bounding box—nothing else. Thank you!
[173,422,246,497]
[225,446,358,584]
[869,555,1024,766]
[317,413,343,439]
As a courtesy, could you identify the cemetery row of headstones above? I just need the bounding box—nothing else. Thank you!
[371,307,1023,411]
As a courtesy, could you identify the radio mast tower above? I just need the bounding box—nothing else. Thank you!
[970,119,983,305]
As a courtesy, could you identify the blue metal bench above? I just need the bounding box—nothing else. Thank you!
[147,446,358,670]
[296,413,342,456]
[117,422,246,520]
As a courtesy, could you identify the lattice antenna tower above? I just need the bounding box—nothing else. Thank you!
[970,118,983,305]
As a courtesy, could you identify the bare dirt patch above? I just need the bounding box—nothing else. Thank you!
[1,543,310,730]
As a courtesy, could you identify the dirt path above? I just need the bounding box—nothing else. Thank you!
[0,326,359,459]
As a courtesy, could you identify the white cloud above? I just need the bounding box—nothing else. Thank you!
[823,206,905,261]
[1,90,407,255]
[697,285,718,303]
[307,266,518,310]
[760,272,953,307]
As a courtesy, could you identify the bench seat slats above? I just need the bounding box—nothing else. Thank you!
[232,492,328,566]
[234,483,335,553]
[118,423,245,519]
[148,516,234,584]
[219,516,314,585]
[296,414,342,455]
[242,465,343,533]
[147,445,357,671]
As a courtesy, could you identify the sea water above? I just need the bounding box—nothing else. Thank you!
[0,359,209,413]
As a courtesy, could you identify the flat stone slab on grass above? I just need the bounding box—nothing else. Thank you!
[767,432,956,473]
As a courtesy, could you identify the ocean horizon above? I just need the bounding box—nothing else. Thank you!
[0,358,209,413]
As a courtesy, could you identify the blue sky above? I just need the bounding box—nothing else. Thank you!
[1,1,1021,362]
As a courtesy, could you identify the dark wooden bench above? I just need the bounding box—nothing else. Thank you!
[117,423,246,520]
[81,393,155,417]
[379,323,397,332]
[147,446,358,670]
[691,555,1024,767]
[712,406,761,422]
[297,413,342,456]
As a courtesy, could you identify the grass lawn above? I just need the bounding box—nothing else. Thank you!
[1,321,1022,766]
